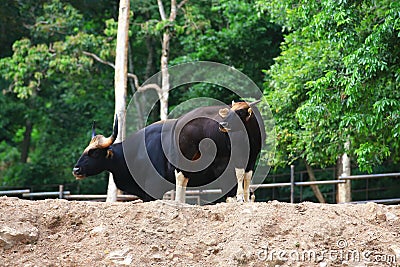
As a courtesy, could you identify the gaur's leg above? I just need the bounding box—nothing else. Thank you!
[235,168,245,202]
[243,170,253,202]
[175,170,189,203]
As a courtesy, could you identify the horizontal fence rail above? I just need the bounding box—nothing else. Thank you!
[163,189,223,205]
[164,189,223,197]
[0,187,139,202]
[345,198,400,204]
[65,194,139,201]
[339,172,400,180]
[22,191,71,198]
[0,189,30,195]
[250,179,346,189]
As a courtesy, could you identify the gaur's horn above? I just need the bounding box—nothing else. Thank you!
[98,115,118,148]
[91,121,96,138]
[111,115,118,141]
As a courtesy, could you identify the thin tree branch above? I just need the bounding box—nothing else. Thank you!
[82,51,115,68]
[177,0,188,10]
[82,50,162,94]
[137,84,162,93]
[169,0,177,21]
[304,160,326,203]
[157,0,167,21]
[23,21,48,30]
[7,82,15,93]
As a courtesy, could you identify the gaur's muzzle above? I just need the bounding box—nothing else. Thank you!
[72,167,85,179]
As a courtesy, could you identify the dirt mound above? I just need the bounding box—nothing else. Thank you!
[1,197,400,266]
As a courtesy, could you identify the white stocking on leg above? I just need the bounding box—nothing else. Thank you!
[175,170,189,203]
[235,168,245,202]
[243,171,253,202]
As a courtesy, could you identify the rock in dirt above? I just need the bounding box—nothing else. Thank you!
[0,222,39,249]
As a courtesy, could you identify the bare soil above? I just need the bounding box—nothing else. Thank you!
[1,197,400,266]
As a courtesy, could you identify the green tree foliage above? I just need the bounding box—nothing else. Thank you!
[0,0,115,191]
[0,0,281,192]
[260,0,400,172]
[171,0,282,104]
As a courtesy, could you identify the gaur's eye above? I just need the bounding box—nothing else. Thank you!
[88,149,102,158]
[237,110,247,117]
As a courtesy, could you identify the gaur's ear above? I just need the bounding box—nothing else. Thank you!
[219,108,229,118]
[106,149,113,159]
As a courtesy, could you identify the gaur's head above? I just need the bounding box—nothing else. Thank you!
[218,100,260,132]
[72,116,118,179]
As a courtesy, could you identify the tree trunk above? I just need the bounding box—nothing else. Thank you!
[145,36,156,80]
[128,41,145,130]
[159,31,170,121]
[107,0,129,202]
[304,161,326,203]
[20,120,32,163]
[337,140,352,203]
[157,0,184,121]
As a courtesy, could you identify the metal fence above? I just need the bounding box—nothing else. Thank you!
[339,172,400,204]
[250,165,345,203]
[1,171,399,204]
[251,166,339,203]
[0,185,138,202]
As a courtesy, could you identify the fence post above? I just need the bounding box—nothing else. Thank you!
[337,140,352,203]
[59,185,64,199]
[290,165,295,203]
